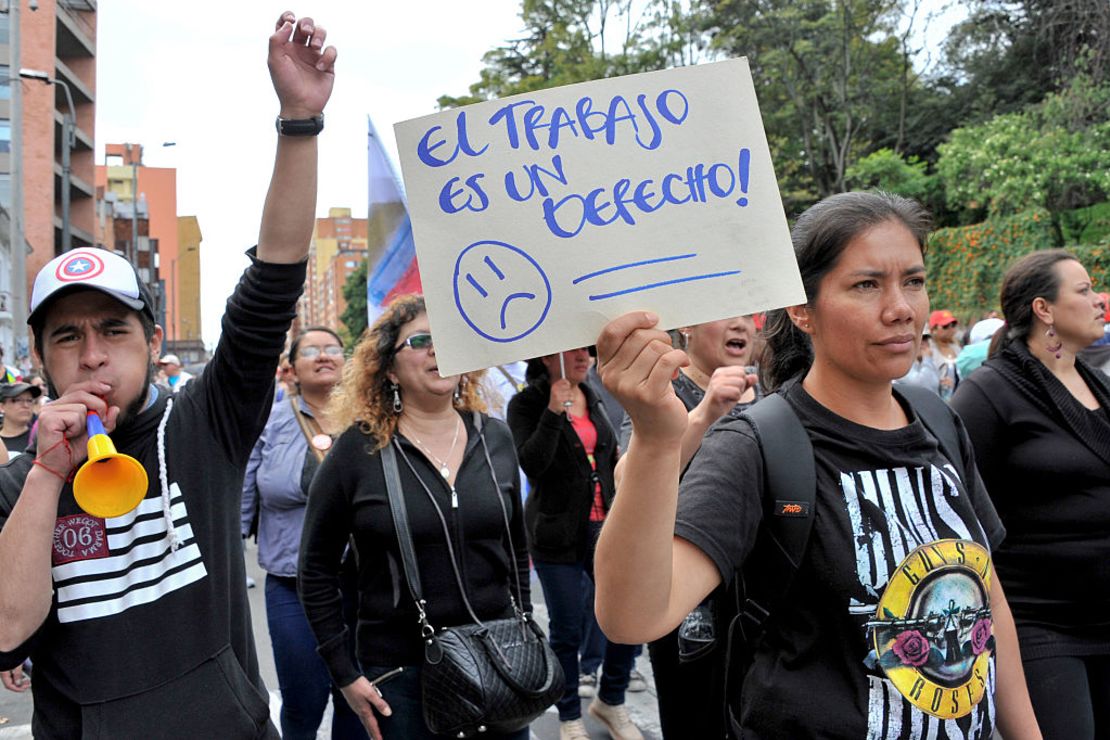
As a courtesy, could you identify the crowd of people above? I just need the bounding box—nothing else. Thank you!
[0,12,1107,740]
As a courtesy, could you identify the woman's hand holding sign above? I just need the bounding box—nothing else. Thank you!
[596,311,689,446]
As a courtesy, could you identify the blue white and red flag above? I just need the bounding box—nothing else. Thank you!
[365,116,421,324]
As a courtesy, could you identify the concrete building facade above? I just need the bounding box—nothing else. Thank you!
[0,0,97,362]
[94,144,204,363]
[298,207,368,335]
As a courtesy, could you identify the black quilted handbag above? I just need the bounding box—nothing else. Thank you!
[382,424,563,738]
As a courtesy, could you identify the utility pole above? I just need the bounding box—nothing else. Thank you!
[9,0,27,359]
[129,143,139,265]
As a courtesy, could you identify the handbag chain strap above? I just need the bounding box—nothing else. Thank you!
[381,413,526,637]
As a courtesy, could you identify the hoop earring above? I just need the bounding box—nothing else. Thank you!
[1045,325,1062,359]
[391,384,403,414]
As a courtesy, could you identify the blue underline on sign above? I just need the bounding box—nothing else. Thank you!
[571,253,698,285]
[587,270,742,301]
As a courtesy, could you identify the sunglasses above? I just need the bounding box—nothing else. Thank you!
[937,321,958,330]
[396,332,434,352]
[298,345,344,360]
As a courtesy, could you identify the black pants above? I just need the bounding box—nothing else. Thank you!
[648,628,728,739]
[1023,653,1110,740]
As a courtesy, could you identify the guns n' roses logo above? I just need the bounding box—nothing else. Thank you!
[867,539,993,719]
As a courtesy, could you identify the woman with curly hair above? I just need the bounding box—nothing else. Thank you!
[298,295,532,740]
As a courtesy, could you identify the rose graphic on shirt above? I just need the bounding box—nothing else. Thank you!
[970,618,993,655]
[891,630,930,667]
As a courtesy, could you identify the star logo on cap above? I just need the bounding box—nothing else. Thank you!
[56,251,106,282]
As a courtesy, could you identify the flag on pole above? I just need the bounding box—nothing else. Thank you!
[366,116,421,325]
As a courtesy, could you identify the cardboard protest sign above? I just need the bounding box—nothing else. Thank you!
[395,58,804,376]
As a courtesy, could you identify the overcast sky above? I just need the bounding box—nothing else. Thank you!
[95,1,525,346]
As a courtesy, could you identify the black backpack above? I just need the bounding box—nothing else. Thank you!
[721,385,966,738]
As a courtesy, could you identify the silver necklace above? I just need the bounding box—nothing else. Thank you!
[401,416,462,479]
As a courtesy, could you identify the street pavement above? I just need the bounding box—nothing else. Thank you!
[0,541,661,739]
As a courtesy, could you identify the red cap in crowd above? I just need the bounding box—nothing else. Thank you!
[929,310,957,329]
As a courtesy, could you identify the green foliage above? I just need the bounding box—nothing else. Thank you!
[935,73,1110,222]
[438,0,688,108]
[439,0,1110,226]
[1069,238,1110,294]
[939,0,1110,121]
[845,149,929,200]
[339,260,368,347]
[1060,201,1110,246]
[925,210,1056,316]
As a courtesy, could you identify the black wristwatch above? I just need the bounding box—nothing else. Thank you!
[275,115,325,136]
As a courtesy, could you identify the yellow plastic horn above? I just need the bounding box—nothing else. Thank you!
[72,411,149,519]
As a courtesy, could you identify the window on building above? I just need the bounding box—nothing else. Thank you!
[0,121,10,153]
[0,173,10,207]
[0,16,9,46]
[0,66,10,100]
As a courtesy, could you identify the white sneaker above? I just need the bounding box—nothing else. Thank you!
[578,672,597,698]
[588,698,643,740]
[627,668,647,692]
[560,717,590,740]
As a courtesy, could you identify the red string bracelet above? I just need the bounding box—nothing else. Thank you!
[32,458,68,483]
[33,438,74,484]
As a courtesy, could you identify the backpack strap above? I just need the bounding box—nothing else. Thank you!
[734,392,817,637]
[722,392,816,737]
[895,385,966,482]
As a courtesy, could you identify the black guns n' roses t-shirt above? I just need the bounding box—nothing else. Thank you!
[674,384,1005,739]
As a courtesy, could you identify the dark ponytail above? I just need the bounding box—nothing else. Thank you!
[760,191,932,391]
[989,249,1078,357]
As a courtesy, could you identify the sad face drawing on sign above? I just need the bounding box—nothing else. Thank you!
[453,239,553,343]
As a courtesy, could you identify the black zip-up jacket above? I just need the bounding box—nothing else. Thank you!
[507,380,617,564]
[298,413,530,686]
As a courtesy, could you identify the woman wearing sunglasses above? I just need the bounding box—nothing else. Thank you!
[298,295,533,740]
[240,326,366,740]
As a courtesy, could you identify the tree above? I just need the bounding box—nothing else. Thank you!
[938,0,1110,124]
[845,148,929,201]
[339,260,368,347]
[936,73,1110,232]
[695,0,913,206]
[438,0,695,108]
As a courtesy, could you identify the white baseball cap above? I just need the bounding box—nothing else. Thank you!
[968,318,1005,345]
[29,248,155,325]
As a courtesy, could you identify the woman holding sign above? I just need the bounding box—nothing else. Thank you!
[507,350,644,740]
[592,192,1041,739]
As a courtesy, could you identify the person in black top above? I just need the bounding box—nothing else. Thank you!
[0,382,43,460]
[593,192,1042,739]
[507,350,643,740]
[952,250,1110,739]
[615,315,762,739]
[0,12,334,737]
[298,295,531,740]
